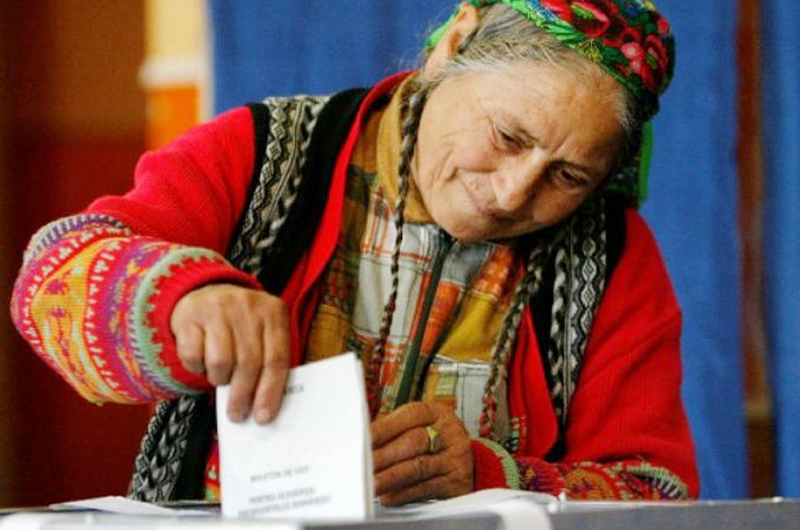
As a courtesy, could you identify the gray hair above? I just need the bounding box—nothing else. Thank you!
[369,4,642,415]
[422,4,643,172]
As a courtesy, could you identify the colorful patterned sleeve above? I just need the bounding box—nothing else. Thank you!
[471,439,689,500]
[10,213,262,405]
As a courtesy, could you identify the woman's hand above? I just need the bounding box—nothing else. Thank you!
[371,401,473,505]
[170,284,290,425]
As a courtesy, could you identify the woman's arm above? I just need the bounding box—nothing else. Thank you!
[472,210,700,500]
[10,107,276,406]
[472,311,694,499]
[370,210,699,503]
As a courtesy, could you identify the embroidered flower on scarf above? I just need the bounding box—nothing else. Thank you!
[538,0,672,95]
[542,0,619,39]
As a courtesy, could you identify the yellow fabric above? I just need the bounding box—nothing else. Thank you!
[306,83,520,427]
[375,82,434,223]
[30,238,127,404]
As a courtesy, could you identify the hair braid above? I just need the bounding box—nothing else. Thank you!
[478,227,566,440]
[366,80,431,418]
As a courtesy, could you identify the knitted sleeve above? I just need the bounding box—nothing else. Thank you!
[471,439,689,500]
[471,210,699,500]
[9,107,263,404]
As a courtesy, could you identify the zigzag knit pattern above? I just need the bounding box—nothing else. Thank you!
[472,438,689,500]
[10,213,261,404]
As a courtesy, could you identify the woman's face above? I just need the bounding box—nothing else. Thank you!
[413,62,625,243]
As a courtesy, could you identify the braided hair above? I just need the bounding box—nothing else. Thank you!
[367,79,431,417]
[368,4,628,433]
[478,227,565,439]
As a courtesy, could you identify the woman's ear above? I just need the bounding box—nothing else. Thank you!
[422,3,480,78]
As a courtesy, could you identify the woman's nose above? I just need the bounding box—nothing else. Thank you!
[489,156,547,213]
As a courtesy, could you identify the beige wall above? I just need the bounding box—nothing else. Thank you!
[146,0,205,58]
[142,0,210,120]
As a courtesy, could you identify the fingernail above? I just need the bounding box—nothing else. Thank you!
[185,364,204,374]
[254,408,273,425]
[228,408,248,422]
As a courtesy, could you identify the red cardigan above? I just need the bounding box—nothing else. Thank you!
[19,74,698,499]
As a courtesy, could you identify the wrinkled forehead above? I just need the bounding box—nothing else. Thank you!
[497,58,629,130]
[470,63,626,163]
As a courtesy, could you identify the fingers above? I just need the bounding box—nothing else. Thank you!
[378,473,469,507]
[225,322,263,422]
[252,311,290,424]
[374,453,449,496]
[371,402,437,447]
[371,401,474,504]
[170,284,292,424]
[175,323,205,374]
[204,325,235,386]
[373,426,432,472]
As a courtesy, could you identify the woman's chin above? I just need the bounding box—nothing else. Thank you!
[431,205,527,243]
[441,221,496,244]
[448,221,544,244]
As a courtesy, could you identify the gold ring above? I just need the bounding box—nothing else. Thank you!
[425,425,442,454]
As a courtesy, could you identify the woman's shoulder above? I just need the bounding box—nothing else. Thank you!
[621,207,669,267]
[172,87,363,152]
[606,204,679,318]
[249,88,370,121]
[602,194,666,278]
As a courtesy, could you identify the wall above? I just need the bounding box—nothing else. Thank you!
[1,1,151,506]
[738,0,773,497]
[0,0,14,505]
[142,0,208,145]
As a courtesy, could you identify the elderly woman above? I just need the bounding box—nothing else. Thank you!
[11,0,698,504]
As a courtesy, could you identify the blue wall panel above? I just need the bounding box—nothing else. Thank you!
[210,0,747,498]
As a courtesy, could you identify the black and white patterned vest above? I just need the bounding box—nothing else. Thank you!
[127,88,626,502]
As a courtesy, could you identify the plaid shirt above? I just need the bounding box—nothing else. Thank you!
[306,86,522,439]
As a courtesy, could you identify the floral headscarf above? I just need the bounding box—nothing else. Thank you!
[427,0,676,203]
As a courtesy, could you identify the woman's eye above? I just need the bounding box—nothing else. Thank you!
[494,125,522,151]
[554,168,591,189]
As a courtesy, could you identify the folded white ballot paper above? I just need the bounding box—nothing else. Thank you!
[216,353,374,521]
[381,489,554,530]
[49,496,205,516]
